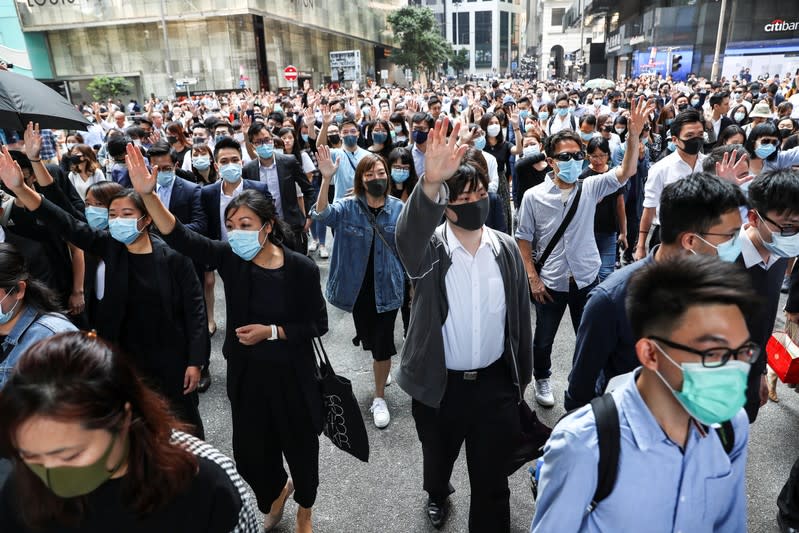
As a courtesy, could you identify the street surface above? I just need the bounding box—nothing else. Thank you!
[199,233,796,533]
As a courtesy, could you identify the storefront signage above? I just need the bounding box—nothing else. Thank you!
[764,19,799,32]
[629,35,646,45]
[607,32,621,53]
[26,0,77,6]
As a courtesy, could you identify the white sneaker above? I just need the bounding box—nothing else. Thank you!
[370,397,390,428]
[318,245,329,259]
[307,239,318,253]
[535,379,555,407]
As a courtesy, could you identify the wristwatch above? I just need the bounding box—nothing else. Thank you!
[269,325,279,341]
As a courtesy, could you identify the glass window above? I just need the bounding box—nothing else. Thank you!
[500,11,509,69]
[451,12,469,45]
[551,8,565,26]
[475,11,492,68]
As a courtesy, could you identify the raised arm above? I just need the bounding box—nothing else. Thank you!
[615,97,656,184]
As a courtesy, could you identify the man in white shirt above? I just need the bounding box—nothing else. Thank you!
[635,109,708,260]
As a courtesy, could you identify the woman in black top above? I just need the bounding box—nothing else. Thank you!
[125,144,326,533]
[480,112,523,234]
[0,147,207,439]
[579,137,626,282]
[190,143,218,185]
[366,119,395,160]
[513,131,550,209]
[0,332,259,533]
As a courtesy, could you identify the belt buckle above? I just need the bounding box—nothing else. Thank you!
[463,371,478,381]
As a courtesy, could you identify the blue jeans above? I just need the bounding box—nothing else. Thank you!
[595,232,617,282]
[533,278,598,380]
[0,458,11,488]
[311,220,326,245]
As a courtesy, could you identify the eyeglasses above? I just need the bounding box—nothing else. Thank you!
[648,336,760,368]
[758,211,799,237]
[552,151,586,162]
[252,139,273,146]
[588,153,608,160]
[758,138,780,146]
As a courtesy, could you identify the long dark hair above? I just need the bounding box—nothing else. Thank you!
[224,189,294,248]
[387,147,419,193]
[0,243,61,313]
[0,332,198,529]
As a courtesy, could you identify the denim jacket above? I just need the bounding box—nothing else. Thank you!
[312,195,405,313]
[0,306,77,388]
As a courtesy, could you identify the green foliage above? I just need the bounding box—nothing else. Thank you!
[387,6,452,79]
[86,76,133,102]
[449,49,469,74]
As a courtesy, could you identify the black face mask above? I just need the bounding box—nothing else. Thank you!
[328,134,341,145]
[447,196,490,231]
[779,128,794,139]
[678,137,703,155]
[166,136,178,144]
[365,178,387,197]
[677,104,688,112]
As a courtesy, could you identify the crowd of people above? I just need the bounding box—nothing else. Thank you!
[0,67,797,532]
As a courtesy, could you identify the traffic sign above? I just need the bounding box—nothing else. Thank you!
[284,65,298,82]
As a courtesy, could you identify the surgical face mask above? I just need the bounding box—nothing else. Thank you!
[372,132,388,144]
[665,118,674,126]
[228,223,267,261]
[394,125,404,135]
[156,170,175,187]
[234,133,245,143]
[692,232,741,262]
[214,135,227,144]
[391,168,410,183]
[255,143,274,159]
[65,143,75,152]
[755,143,776,159]
[615,127,626,135]
[219,163,242,183]
[109,216,144,245]
[653,342,750,425]
[193,156,211,171]
[580,131,594,141]
[667,140,677,152]
[734,112,745,122]
[412,130,429,145]
[539,111,550,121]
[486,124,501,137]
[85,206,109,230]
[678,137,703,155]
[447,196,489,231]
[556,159,582,183]
[556,107,569,117]
[26,432,128,499]
[334,113,344,123]
[523,145,540,158]
[756,211,799,258]
[0,288,19,325]
[365,178,388,197]
[691,98,700,106]
[473,136,487,150]
[301,133,309,143]
[343,134,358,148]
[328,134,341,146]
[519,110,529,121]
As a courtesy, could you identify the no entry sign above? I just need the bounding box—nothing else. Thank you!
[284,65,298,82]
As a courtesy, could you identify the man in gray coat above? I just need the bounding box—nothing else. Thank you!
[395,118,533,532]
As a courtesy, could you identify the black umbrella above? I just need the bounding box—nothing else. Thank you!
[0,70,88,131]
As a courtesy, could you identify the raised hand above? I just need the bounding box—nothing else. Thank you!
[715,149,753,187]
[303,106,315,126]
[316,145,339,180]
[125,143,157,195]
[23,122,42,161]
[510,112,520,130]
[0,146,25,191]
[626,96,656,140]
[424,117,468,185]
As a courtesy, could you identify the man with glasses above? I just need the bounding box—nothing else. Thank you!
[736,169,799,421]
[533,254,755,532]
[516,97,655,407]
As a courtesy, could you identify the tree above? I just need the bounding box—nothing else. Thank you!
[387,6,452,81]
[86,76,134,102]
[449,49,469,77]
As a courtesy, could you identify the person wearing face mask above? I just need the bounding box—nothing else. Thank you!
[389,112,409,147]
[409,112,435,177]
[516,97,656,408]
[546,94,577,136]
[366,118,395,160]
[733,170,799,419]
[636,109,709,260]
[745,122,799,176]
[533,255,754,533]
[64,144,105,202]
[395,121,533,532]
[242,124,315,255]
[565,173,748,412]
[190,143,218,185]
[165,122,192,168]
[480,112,523,234]
[0,332,260,533]
[0,146,208,439]
[317,118,370,202]
[778,117,797,148]
[513,132,550,210]
[127,152,325,533]
[313,149,404,430]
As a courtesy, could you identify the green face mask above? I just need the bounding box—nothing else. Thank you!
[653,343,749,425]
[25,432,128,498]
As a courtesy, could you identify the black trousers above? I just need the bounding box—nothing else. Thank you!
[411,358,519,533]
[779,455,799,527]
[229,355,319,511]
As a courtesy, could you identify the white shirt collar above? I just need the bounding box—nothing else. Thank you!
[221,179,243,198]
[445,221,490,255]
[157,178,175,194]
[739,224,780,269]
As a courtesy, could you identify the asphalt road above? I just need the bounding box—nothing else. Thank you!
[199,243,798,533]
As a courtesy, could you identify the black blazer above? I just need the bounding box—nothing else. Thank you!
[199,179,272,241]
[163,220,328,433]
[242,153,315,229]
[31,195,209,387]
[163,176,207,235]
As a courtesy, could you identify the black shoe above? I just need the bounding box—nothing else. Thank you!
[198,366,212,394]
[778,511,799,533]
[426,498,449,529]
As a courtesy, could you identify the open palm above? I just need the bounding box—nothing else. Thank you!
[125,143,157,195]
[424,117,468,184]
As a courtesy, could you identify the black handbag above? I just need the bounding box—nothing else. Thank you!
[506,399,552,476]
[312,338,370,462]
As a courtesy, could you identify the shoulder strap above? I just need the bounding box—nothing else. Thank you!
[588,393,620,513]
[715,420,735,455]
[356,199,397,257]
[535,182,582,272]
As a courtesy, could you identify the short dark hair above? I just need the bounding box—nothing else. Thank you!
[748,169,799,217]
[579,114,597,128]
[701,144,747,172]
[247,122,271,142]
[709,91,730,108]
[717,125,746,146]
[213,137,242,159]
[352,154,390,199]
[544,130,583,157]
[555,93,569,105]
[587,136,610,155]
[445,147,489,202]
[412,112,434,129]
[659,172,747,245]
[626,254,757,339]
[146,140,177,163]
[670,108,704,138]
[745,122,780,161]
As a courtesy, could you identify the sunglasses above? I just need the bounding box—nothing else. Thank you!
[758,138,780,146]
[552,152,586,162]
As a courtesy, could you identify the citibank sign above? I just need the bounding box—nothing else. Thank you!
[764,19,799,32]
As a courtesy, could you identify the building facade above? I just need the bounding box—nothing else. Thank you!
[538,0,582,80]
[14,0,404,102]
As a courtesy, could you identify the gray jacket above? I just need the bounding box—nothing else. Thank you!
[395,180,533,408]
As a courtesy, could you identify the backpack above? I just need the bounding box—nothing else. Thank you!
[530,393,735,511]
[547,114,577,134]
